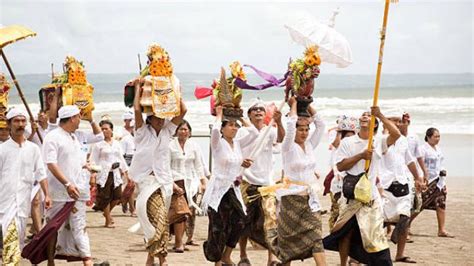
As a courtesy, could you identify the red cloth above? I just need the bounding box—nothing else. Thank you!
[21,202,75,264]
[121,182,136,204]
[323,169,335,196]
[194,86,213,99]
[263,102,276,125]
[194,86,216,115]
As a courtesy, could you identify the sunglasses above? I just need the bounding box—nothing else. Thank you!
[249,107,265,112]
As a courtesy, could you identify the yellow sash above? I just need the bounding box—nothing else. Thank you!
[257,177,309,198]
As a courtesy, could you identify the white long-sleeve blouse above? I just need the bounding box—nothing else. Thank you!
[276,114,325,212]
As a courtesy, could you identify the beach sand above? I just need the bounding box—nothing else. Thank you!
[26,175,472,265]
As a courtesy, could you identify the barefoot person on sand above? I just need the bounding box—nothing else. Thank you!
[262,97,327,266]
[0,108,52,265]
[412,128,453,238]
[202,105,257,266]
[26,110,51,239]
[237,99,284,266]
[90,120,129,228]
[323,107,393,266]
[129,72,187,265]
[168,120,206,253]
[119,110,137,216]
[43,105,94,266]
[377,111,425,263]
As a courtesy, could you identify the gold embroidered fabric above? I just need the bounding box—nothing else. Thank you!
[0,73,10,128]
[332,200,389,253]
[2,220,21,266]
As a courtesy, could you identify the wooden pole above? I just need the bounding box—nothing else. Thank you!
[365,0,391,170]
[0,48,43,143]
[138,53,142,73]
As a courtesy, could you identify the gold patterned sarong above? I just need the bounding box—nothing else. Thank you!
[240,181,277,249]
[332,200,389,253]
[264,195,323,264]
[328,192,341,230]
[2,220,20,266]
[146,189,169,257]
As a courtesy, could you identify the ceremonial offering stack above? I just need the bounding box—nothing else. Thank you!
[39,56,95,120]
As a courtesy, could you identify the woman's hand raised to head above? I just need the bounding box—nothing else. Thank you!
[288,96,297,117]
[307,104,316,117]
[215,105,223,119]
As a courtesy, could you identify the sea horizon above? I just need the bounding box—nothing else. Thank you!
[4,72,472,134]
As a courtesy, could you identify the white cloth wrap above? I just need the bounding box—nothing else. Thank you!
[135,175,172,241]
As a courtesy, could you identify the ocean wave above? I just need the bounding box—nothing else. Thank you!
[10,96,473,134]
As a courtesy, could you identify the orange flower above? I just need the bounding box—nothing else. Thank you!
[304,45,321,66]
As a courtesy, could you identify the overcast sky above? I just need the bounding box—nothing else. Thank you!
[0,0,472,74]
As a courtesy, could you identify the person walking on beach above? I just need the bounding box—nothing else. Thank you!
[120,110,135,166]
[129,78,187,266]
[26,110,51,239]
[262,97,327,266]
[185,148,210,247]
[43,105,94,265]
[119,110,136,216]
[412,128,453,238]
[201,105,257,266]
[236,98,284,266]
[377,112,425,263]
[90,120,129,228]
[48,86,104,212]
[0,108,52,265]
[399,112,428,184]
[168,120,206,252]
[397,112,427,239]
[323,115,358,230]
[323,107,393,266]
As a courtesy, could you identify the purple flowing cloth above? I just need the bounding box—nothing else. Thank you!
[234,64,289,90]
[21,202,75,264]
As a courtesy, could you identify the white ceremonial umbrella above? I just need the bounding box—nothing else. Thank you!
[284,9,353,68]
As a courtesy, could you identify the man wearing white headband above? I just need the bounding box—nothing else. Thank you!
[237,98,285,266]
[42,105,93,265]
[121,110,135,165]
[0,108,52,265]
[397,112,428,210]
[47,87,103,148]
[324,106,395,265]
[376,111,425,263]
